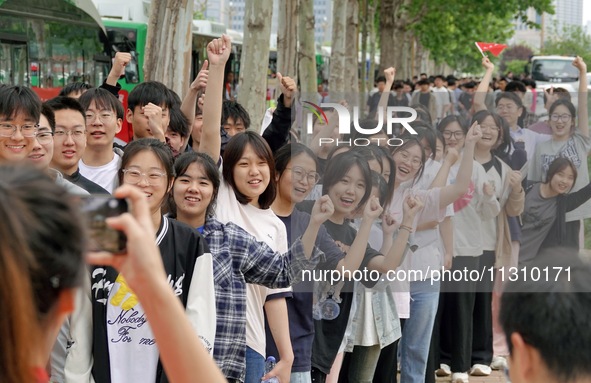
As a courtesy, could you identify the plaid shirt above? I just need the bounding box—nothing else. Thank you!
[203,218,324,382]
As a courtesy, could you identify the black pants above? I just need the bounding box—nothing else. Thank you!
[471,250,495,365]
[372,319,405,383]
[311,367,326,383]
[438,256,480,373]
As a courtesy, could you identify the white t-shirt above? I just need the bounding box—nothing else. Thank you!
[214,172,290,358]
[432,87,450,119]
[107,274,158,383]
[79,153,122,193]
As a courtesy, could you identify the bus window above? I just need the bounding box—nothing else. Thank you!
[0,40,28,86]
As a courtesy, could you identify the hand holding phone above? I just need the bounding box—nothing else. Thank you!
[81,195,127,254]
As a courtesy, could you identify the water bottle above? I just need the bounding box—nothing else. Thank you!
[262,356,280,383]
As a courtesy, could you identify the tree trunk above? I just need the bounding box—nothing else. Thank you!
[298,0,317,101]
[368,0,377,91]
[360,0,368,108]
[237,0,273,131]
[277,0,298,81]
[329,0,347,99]
[344,0,359,100]
[144,0,194,98]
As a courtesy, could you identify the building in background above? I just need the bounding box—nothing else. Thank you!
[203,0,332,45]
[510,0,583,51]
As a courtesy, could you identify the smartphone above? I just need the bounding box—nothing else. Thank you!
[80,195,128,254]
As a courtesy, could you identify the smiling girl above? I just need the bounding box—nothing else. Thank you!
[528,57,589,249]
[169,150,329,383]
[85,138,216,383]
[521,157,591,263]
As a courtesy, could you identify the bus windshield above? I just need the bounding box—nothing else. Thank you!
[531,59,579,83]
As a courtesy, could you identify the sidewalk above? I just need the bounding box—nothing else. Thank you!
[435,370,507,382]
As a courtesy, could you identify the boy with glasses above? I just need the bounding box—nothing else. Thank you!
[46,96,109,194]
[0,85,40,163]
[78,88,125,193]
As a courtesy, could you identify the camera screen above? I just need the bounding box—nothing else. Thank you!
[80,196,127,254]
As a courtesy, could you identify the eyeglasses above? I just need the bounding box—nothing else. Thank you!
[442,130,465,139]
[0,123,38,138]
[35,131,54,144]
[85,111,115,123]
[550,113,572,123]
[496,104,517,112]
[122,168,167,185]
[288,166,320,185]
[397,151,422,169]
[54,129,86,141]
[480,124,500,132]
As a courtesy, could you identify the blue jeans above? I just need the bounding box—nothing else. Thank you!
[291,371,312,383]
[245,346,265,383]
[399,279,440,383]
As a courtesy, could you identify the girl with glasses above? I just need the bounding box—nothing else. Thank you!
[434,114,502,383]
[528,57,589,250]
[66,138,218,383]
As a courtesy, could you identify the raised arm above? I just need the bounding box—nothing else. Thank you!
[473,57,495,112]
[262,73,297,152]
[573,56,588,138]
[181,60,208,130]
[200,35,231,161]
[334,196,383,275]
[105,52,131,90]
[377,67,396,116]
[429,147,459,189]
[438,121,483,208]
[368,195,424,273]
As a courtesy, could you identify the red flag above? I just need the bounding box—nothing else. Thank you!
[475,42,507,57]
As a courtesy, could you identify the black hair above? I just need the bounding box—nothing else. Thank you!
[438,114,469,134]
[127,81,175,112]
[543,87,571,105]
[274,143,318,176]
[367,145,395,204]
[435,75,445,81]
[169,151,220,220]
[45,96,86,122]
[322,151,372,209]
[544,157,577,190]
[375,76,386,83]
[409,103,432,124]
[0,86,41,122]
[78,87,125,119]
[222,131,276,209]
[59,82,92,97]
[548,99,577,128]
[371,170,389,207]
[471,110,513,158]
[500,259,591,382]
[393,82,404,90]
[168,106,191,138]
[447,78,456,86]
[346,119,390,142]
[391,138,426,183]
[0,164,85,315]
[417,79,430,86]
[222,100,251,130]
[504,80,527,94]
[119,139,175,210]
[40,103,56,133]
[402,123,436,160]
[495,91,524,109]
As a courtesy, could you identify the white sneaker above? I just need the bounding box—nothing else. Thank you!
[451,372,469,383]
[435,363,451,377]
[470,363,492,376]
[490,355,508,370]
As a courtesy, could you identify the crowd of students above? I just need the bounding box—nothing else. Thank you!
[0,33,590,383]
